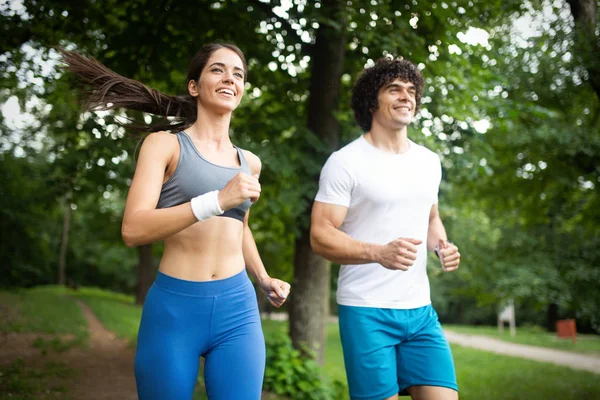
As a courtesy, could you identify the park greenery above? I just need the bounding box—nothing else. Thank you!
[1,0,599,372]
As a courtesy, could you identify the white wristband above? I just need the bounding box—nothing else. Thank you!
[190,190,224,222]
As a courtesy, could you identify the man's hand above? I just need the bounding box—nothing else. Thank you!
[376,238,423,271]
[259,277,291,308]
[437,239,460,272]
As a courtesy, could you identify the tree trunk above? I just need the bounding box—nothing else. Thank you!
[546,302,559,332]
[57,194,72,286]
[135,244,154,305]
[289,0,347,365]
[290,229,331,364]
[566,0,600,100]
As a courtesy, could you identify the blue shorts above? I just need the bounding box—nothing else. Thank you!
[135,269,265,400]
[338,304,457,400]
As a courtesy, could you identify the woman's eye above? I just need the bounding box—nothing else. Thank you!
[211,68,223,73]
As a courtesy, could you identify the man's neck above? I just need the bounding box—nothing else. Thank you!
[364,125,410,154]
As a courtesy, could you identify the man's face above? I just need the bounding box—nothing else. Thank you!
[372,78,417,129]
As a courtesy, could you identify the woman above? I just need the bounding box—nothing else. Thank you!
[62,43,291,400]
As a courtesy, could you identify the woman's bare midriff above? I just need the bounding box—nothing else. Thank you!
[158,216,246,282]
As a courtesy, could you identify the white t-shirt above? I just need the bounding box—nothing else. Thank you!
[315,135,441,309]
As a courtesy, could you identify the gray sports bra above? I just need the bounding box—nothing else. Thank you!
[156,131,252,222]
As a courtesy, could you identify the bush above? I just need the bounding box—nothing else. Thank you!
[263,332,348,400]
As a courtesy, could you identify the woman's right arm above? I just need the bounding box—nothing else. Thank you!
[121,131,262,247]
[121,132,198,247]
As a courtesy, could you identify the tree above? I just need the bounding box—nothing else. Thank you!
[435,0,600,331]
[566,0,600,100]
[287,0,347,364]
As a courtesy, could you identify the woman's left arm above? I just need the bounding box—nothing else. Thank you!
[242,151,291,307]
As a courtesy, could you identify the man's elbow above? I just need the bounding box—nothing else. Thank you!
[309,227,326,257]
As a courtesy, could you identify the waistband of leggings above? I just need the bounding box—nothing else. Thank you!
[154,268,251,297]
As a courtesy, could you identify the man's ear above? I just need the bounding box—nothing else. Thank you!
[369,100,379,114]
[188,80,199,97]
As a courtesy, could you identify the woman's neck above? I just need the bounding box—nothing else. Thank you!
[188,107,233,150]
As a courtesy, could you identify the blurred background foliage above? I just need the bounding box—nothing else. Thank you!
[1,0,598,342]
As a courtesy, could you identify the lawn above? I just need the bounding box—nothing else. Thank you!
[0,286,86,400]
[452,345,600,399]
[0,286,88,339]
[2,286,600,400]
[444,324,600,356]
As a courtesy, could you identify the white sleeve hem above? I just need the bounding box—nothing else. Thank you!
[314,196,351,208]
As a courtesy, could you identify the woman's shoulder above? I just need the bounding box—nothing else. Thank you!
[137,131,179,162]
[141,131,178,150]
[145,130,178,143]
[240,149,261,175]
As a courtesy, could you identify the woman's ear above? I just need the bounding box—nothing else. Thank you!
[188,80,199,97]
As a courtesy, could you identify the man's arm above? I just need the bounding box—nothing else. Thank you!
[427,204,448,252]
[427,204,460,272]
[310,201,422,271]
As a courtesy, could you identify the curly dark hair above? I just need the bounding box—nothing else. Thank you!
[351,58,425,132]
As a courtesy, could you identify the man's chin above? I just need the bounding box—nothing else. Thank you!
[393,118,413,127]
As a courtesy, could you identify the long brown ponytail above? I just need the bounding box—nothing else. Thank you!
[60,43,247,133]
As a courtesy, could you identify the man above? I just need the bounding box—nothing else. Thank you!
[310,57,461,400]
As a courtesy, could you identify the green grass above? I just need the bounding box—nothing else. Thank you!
[0,287,87,399]
[0,286,89,353]
[444,324,600,356]
[453,346,600,399]
[0,286,87,338]
[4,287,599,400]
[0,359,75,400]
[263,320,600,400]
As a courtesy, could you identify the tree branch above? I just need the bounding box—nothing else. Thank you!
[566,0,600,101]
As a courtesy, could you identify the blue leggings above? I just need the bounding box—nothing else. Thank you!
[135,269,265,400]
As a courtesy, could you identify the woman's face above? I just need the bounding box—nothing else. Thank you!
[190,48,245,114]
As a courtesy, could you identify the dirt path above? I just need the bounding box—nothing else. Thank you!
[68,300,137,400]
[1,301,285,399]
[0,300,137,399]
[444,330,600,374]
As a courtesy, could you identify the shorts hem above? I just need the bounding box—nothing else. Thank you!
[399,380,459,395]
[350,385,399,400]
